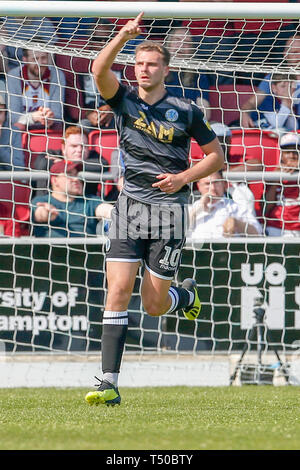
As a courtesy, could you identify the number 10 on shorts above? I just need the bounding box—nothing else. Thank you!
[159,246,181,269]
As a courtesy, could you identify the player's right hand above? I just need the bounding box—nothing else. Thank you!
[119,12,144,41]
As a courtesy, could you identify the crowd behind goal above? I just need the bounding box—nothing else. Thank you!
[0,1,300,239]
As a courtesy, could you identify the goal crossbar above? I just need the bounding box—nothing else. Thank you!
[2,2,300,74]
[2,1,300,20]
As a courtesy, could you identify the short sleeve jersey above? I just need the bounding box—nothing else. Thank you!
[106,83,216,205]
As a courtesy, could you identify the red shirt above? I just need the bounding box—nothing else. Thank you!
[267,180,300,231]
[0,203,22,237]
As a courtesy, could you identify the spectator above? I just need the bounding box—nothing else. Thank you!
[187,170,262,239]
[31,159,113,238]
[165,26,211,119]
[264,132,300,237]
[220,122,263,174]
[5,47,65,131]
[0,15,58,70]
[0,90,25,170]
[240,73,299,133]
[33,126,113,198]
[240,32,300,129]
[190,122,258,214]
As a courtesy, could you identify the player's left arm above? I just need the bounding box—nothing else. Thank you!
[153,137,224,194]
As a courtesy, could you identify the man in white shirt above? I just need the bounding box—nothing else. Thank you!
[188,171,262,239]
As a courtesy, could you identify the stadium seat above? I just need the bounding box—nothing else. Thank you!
[189,139,205,163]
[228,128,280,217]
[229,128,279,169]
[88,129,119,162]
[0,181,31,236]
[22,129,64,168]
[209,84,258,126]
[54,52,89,123]
[88,129,119,198]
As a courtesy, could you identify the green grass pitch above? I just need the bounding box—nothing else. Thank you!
[1,386,300,450]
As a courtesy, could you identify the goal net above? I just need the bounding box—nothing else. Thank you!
[1,1,300,387]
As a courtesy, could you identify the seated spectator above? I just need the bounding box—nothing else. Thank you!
[33,126,113,199]
[264,132,300,237]
[240,73,298,133]
[239,31,300,112]
[5,47,65,131]
[191,122,258,214]
[165,26,211,119]
[31,160,113,238]
[187,170,262,239]
[0,15,58,70]
[0,90,25,170]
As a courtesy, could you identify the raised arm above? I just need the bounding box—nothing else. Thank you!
[92,12,144,100]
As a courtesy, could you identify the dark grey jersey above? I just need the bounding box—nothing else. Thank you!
[106,84,216,205]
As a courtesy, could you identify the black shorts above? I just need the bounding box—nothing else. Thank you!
[106,194,188,280]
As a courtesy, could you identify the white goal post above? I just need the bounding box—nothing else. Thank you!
[1,2,300,388]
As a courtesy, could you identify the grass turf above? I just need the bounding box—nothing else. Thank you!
[0,386,299,450]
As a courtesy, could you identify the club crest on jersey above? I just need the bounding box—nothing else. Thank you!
[165,109,178,122]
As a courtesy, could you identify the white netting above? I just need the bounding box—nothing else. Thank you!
[0,2,300,387]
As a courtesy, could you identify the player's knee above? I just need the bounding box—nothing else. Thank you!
[107,284,132,306]
[143,299,166,317]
